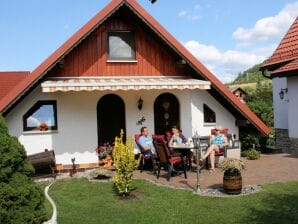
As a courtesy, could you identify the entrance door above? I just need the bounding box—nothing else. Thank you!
[97,94,126,145]
[154,93,180,135]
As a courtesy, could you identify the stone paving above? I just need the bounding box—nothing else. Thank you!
[132,153,298,190]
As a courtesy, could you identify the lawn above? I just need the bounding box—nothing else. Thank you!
[48,179,298,224]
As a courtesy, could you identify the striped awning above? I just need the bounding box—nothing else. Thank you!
[41,76,211,92]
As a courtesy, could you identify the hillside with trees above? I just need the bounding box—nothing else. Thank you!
[227,63,274,151]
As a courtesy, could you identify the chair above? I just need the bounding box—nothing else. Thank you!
[153,139,187,181]
[204,129,241,168]
[135,134,157,173]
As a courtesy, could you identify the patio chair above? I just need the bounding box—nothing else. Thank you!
[204,129,241,168]
[153,139,187,181]
[135,134,157,173]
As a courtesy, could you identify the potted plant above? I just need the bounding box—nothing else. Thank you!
[220,158,245,194]
[39,122,48,131]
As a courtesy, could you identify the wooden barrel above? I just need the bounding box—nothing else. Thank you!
[27,150,56,175]
[223,173,242,194]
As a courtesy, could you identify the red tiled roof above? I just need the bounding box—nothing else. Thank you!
[271,58,298,76]
[0,72,29,100]
[262,17,298,70]
[0,0,270,135]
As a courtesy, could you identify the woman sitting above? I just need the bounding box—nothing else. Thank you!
[199,126,228,172]
[168,126,187,147]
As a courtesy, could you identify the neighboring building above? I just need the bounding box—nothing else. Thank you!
[229,87,247,104]
[260,17,298,155]
[0,0,270,169]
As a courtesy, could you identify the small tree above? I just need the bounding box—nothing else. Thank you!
[0,115,47,224]
[112,130,139,196]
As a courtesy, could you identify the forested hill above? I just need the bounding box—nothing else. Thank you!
[228,63,269,85]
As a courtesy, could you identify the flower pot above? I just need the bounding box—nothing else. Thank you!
[223,172,242,194]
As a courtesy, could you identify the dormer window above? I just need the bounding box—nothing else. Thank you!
[108,31,136,61]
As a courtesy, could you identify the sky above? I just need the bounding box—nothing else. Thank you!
[0,0,297,83]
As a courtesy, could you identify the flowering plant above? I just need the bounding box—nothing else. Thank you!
[96,142,113,159]
[39,122,48,131]
[220,158,245,176]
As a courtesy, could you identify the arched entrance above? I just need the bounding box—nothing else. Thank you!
[97,94,126,145]
[154,93,180,135]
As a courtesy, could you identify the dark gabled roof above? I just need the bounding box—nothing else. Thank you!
[230,87,247,95]
[0,0,270,135]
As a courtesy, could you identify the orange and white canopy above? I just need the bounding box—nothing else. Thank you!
[41,76,211,92]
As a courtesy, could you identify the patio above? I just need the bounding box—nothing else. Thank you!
[132,153,298,190]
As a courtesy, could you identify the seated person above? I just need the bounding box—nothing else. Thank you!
[168,126,187,147]
[138,127,156,157]
[199,125,228,172]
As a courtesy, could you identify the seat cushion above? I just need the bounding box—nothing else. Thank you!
[169,156,182,165]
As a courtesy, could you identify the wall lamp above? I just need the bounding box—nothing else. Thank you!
[279,88,288,100]
[137,97,143,110]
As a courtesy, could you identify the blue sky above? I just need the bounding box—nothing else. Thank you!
[0,0,297,82]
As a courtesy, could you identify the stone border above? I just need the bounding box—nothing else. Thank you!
[42,181,57,224]
[132,177,262,197]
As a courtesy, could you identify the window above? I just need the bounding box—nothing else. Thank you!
[23,100,57,131]
[203,104,216,123]
[108,31,135,60]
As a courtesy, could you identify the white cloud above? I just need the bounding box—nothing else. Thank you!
[178,10,188,17]
[178,4,202,21]
[233,1,298,44]
[184,40,267,83]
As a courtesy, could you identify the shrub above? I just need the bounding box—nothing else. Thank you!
[112,130,139,196]
[0,115,47,224]
[241,150,249,157]
[246,149,261,160]
[240,132,261,151]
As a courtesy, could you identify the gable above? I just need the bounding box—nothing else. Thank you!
[47,6,194,77]
[0,0,270,135]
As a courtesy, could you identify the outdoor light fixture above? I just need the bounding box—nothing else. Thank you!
[279,88,288,100]
[137,97,143,110]
[192,131,201,192]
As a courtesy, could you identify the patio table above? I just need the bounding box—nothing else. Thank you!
[171,144,193,169]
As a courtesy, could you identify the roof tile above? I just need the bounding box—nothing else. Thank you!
[262,17,298,68]
[0,72,29,100]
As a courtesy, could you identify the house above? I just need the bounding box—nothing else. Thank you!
[0,0,270,170]
[260,17,298,155]
[229,87,247,104]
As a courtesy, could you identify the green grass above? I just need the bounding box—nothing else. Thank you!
[48,179,298,224]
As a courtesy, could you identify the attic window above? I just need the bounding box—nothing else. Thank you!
[23,100,58,131]
[108,31,136,61]
[203,104,216,123]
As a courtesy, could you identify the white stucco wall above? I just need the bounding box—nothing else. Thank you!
[5,85,238,165]
[272,77,288,129]
[287,75,298,138]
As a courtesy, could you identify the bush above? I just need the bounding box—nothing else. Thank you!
[0,115,47,224]
[112,130,139,196]
[240,132,261,151]
[246,149,261,160]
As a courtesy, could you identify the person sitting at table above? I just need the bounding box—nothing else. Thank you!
[138,126,156,157]
[199,125,228,172]
[168,126,187,147]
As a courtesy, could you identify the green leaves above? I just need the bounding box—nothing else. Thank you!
[0,115,46,223]
[113,130,139,196]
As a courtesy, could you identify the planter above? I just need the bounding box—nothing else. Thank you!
[223,172,242,194]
